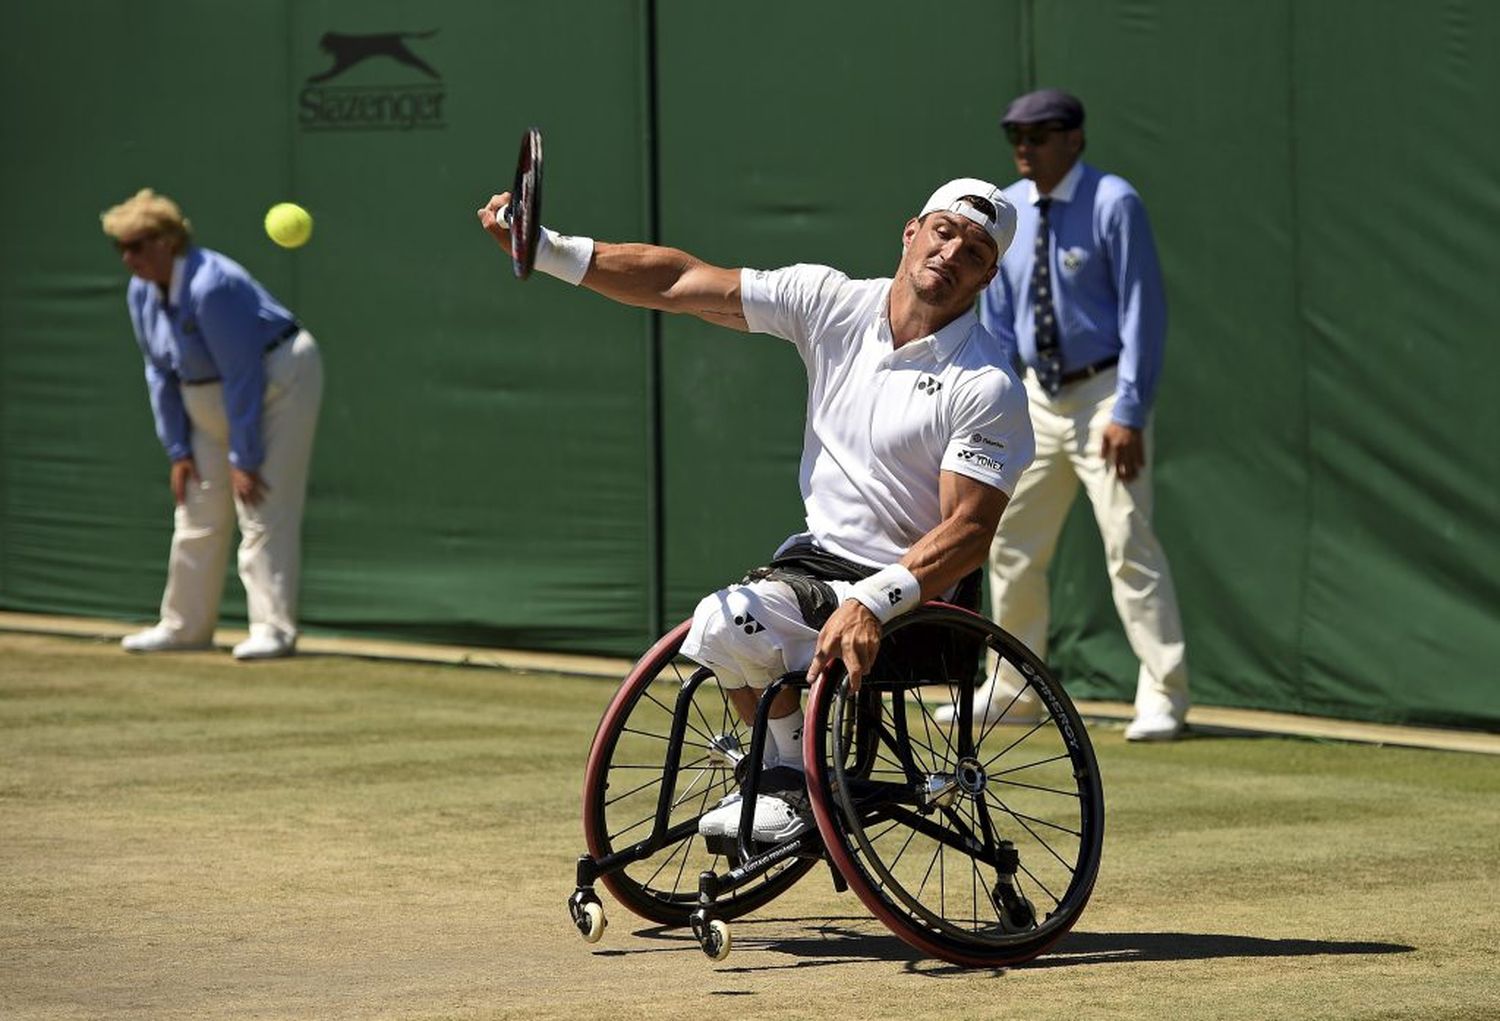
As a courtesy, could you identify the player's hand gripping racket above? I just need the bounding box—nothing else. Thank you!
[505,127,544,280]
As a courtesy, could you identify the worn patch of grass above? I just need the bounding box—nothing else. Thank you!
[2,632,1497,1020]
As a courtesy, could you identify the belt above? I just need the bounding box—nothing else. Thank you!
[267,320,301,350]
[1057,355,1118,386]
[182,323,301,386]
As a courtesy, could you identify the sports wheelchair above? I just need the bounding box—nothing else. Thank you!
[567,602,1104,967]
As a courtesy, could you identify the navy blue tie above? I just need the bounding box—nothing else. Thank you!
[1031,198,1063,395]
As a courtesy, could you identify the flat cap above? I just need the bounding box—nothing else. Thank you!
[1001,88,1085,129]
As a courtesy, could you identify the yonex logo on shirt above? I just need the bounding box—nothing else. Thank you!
[733,612,765,635]
[739,263,1034,565]
[958,449,1007,472]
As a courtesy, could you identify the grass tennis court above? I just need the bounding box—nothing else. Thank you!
[2,631,1497,1020]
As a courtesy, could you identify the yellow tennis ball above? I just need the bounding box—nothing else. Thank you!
[265,202,313,249]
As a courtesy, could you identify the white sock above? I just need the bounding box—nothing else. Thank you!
[767,709,805,771]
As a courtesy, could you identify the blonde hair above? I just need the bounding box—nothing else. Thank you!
[100,189,193,253]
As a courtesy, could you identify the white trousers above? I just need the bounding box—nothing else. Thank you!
[158,331,323,644]
[681,574,862,690]
[988,368,1189,719]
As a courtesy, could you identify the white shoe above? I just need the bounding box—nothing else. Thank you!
[933,691,1045,727]
[698,793,743,838]
[700,758,786,837]
[121,626,211,653]
[232,633,296,660]
[746,793,813,843]
[1124,711,1184,742]
[698,779,812,843]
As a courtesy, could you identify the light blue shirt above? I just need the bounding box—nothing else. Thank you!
[979,161,1166,428]
[126,247,297,469]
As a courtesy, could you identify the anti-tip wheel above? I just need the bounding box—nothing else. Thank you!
[579,900,607,943]
[995,888,1037,933]
[702,919,732,961]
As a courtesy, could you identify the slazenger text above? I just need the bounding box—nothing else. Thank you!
[299,86,445,131]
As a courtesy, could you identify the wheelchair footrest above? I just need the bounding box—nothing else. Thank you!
[703,831,822,861]
[703,834,740,861]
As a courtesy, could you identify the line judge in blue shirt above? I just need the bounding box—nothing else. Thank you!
[954,89,1190,740]
[101,189,323,660]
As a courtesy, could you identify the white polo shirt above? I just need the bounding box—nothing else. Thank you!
[741,263,1035,567]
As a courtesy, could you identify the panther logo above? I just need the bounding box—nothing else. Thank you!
[307,30,440,83]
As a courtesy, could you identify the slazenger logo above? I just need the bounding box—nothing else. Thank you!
[299,30,446,132]
[969,432,1006,449]
[957,449,1006,472]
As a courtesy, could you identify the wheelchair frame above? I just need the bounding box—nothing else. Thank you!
[568,603,1105,967]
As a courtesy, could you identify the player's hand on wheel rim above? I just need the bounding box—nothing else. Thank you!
[807,599,882,692]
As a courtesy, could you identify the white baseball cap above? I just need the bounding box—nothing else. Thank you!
[920,178,1017,255]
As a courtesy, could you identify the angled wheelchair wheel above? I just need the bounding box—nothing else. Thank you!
[581,620,816,927]
[803,604,1105,968]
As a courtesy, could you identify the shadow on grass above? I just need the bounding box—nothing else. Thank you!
[595,917,920,970]
[1034,929,1415,967]
[595,919,1412,975]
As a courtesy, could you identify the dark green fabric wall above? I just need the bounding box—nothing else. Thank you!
[653,0,1027,614]
[1030,1,1500,728]
[2,1,1495,728]
[2,0,658,653]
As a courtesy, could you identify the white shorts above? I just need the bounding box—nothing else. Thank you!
[680,573,862,690]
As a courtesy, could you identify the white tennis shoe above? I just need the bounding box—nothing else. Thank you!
[697,793,744,839]
[1124,711,1184,742]
[232,633,296,660]
[698,765,813,843]
[120,626,211,653]
[933,690,1045,727]
[698,792,811,843]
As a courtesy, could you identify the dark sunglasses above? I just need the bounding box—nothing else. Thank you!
[114,233,158,254]
[1005,124,1066,147]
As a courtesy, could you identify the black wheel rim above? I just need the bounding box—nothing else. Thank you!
[585,632,815,924]
[823,607,1104,958]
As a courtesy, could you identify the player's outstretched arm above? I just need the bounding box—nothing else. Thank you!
[585,242,747,329]
[478,192,746,330]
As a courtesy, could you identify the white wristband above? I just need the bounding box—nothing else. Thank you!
[535,226,594,285]
[848,564,921,624]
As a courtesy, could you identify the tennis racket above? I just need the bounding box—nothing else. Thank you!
[506,126,544,280]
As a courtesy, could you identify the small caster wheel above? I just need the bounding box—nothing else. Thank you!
[690,909,732,962]
[993,883,1036,932]
[569,890,607,943]
[579,900,606,943]
[702,919,731,961]
[1004,895,1036,932]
